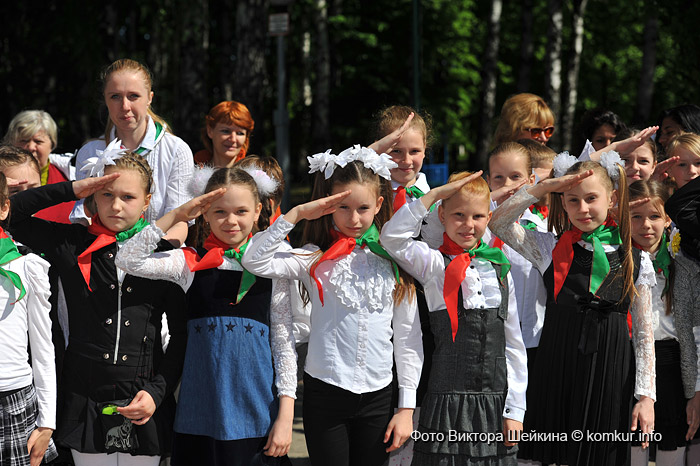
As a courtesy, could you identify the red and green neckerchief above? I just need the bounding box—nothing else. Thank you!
[78,216,149,291]
[439,233,510,341]
[392,185,426,212]
[182,233,255,304]
[309,224,400,305]
[523,204,549,231]
[551,218,621,301]
[0,228,25,302]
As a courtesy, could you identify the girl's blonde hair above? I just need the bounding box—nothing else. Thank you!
[84,152,153,216]
[300,161,415,304]
[101,59,171,142]
[548,161,636,304]
[628,179,674,314]
[373,105,432,146]
[666,133,700,161]
[487,142,532,175]
[190,167,262,248]
[493,93,555,146]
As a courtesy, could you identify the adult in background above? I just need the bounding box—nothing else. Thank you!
[573,108,627,154]
[493,93,555,146]
[656,104,700,152]
[70,58,193,245]
[194,101,254,167]
[3,110,76,223]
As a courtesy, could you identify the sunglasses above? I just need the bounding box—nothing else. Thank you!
[524,126,555,138]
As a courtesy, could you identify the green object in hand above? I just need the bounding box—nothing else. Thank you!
[101,404,120,415]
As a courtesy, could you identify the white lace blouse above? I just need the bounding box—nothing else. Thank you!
[241,216,424,409]
[114,225,297,399]
[489,188,657,401]
[380,199,528,422]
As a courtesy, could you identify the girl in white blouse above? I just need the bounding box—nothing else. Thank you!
[242,148,423,466]
[628,180,698,466]
[380,171,528,466]
[0,172,57,465]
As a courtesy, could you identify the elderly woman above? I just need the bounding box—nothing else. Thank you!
[493,93,555,146]
[194,101,254,167]
[4,110,76,223]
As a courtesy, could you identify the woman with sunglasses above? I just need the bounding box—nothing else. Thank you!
[493,93,556,146]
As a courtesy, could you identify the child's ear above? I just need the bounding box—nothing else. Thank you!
[374,196,384,215]
[528,172,537,185]
[438,204,445,224]
[609,189,618,209]
[254,202,262,222]
[487,210,493,223]
[0,199,10,221]
[665,215,672,229]
[143,193,152,213]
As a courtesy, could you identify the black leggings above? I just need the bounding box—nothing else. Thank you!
[302,373,393,466]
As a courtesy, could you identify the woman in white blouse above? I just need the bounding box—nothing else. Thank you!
[70,59,193,245]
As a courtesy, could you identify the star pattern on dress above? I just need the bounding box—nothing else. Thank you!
[208,322,217,332]
[226,322,236,331]
[194,324,202,333]
[259,328,265,337]
[244,323,253,333]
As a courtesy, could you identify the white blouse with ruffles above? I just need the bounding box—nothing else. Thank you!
[241,216,424,409]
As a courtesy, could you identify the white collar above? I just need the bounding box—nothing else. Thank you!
[109,116,158,150]
[391,172,430,192]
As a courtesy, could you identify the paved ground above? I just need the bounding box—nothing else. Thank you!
[288,380,311,466]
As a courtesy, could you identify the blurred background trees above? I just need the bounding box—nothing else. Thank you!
[1,0,699,185]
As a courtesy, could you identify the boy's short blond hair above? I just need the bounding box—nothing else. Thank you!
[517,138,556,169]
[443,171,490,207]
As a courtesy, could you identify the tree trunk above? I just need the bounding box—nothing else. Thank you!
[543,0,563,150]
[561,0,589,151]
[234,0,269,154]
[516,0,534,93]
[474,0,503,169]
[312,0,331,151]
[178,0,209,145]
[635,14,658,124]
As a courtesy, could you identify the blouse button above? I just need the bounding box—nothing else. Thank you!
[105,318,113,325]
[102,353,110,360]
[470,265,475,269]
[143,336,148,343]
[121,355,128,361]
[505,408,511,414]
[480,305,485,309]
[477,291,482,295]
[108,253,114,259]
[110,284,116,290]
[126,287,133,293]
[124,320,131,327]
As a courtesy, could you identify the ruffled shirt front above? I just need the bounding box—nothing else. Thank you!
[242,217,424,409]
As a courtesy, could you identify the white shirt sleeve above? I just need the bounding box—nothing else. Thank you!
[379,200,447,285]
[269,278,298,399]
[631,252,657,400]
[161,138,194,215]
[503,272,527,422]
[24,255,57,429]
[114,224,194,291]
[69,141,99,225]
[392,292,424,409]
[242,216,315,281]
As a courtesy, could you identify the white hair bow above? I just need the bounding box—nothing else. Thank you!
[81,138,126,177]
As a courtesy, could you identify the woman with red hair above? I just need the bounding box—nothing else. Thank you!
[194,101,255,167]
